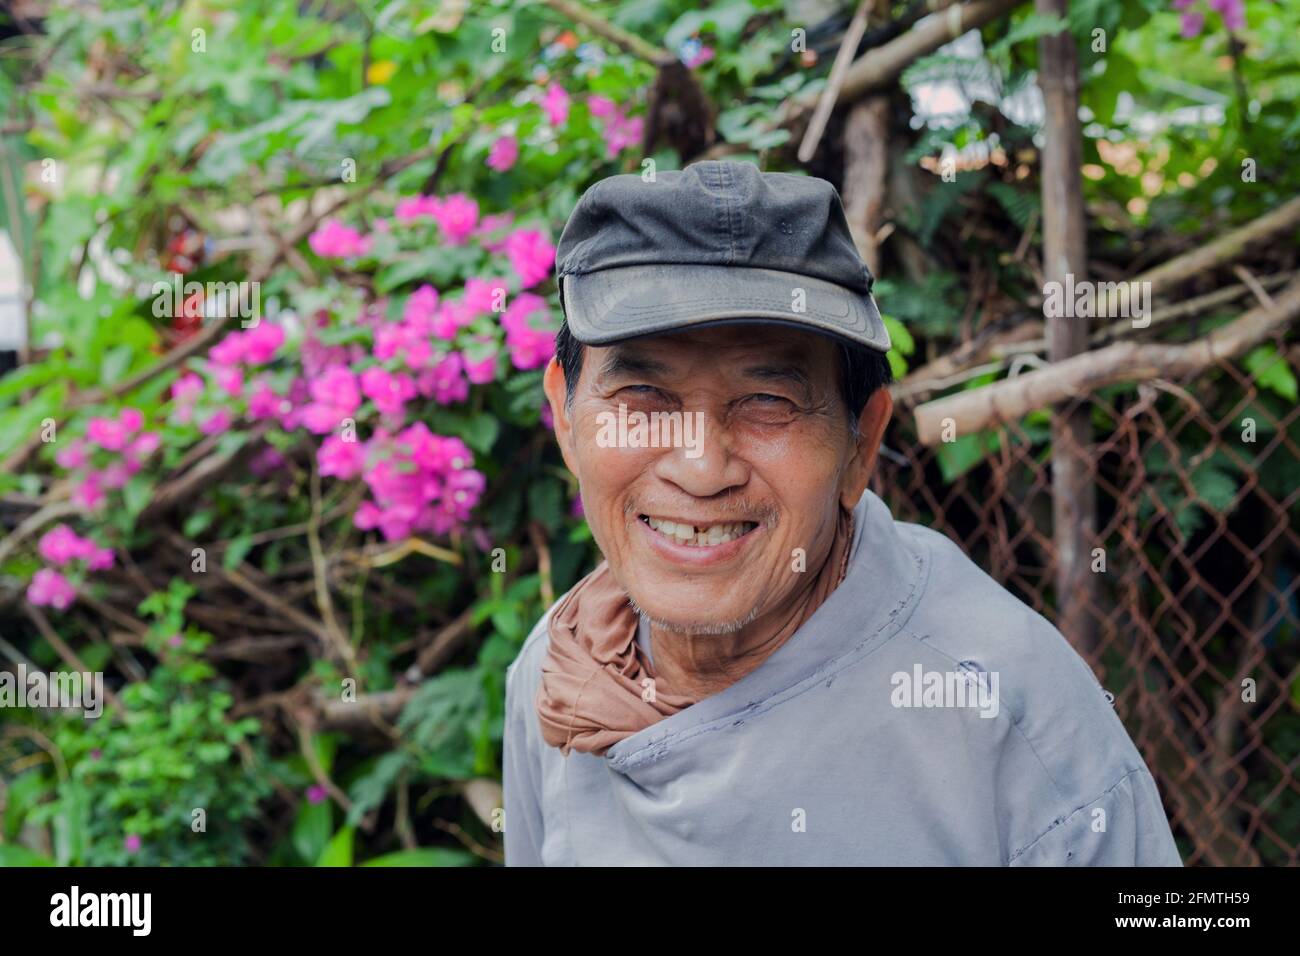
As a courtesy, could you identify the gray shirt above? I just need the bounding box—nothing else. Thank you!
[504,490,1182,866]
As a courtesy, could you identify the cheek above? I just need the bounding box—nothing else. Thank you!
[737,424,849,499]
[568,415,657,508]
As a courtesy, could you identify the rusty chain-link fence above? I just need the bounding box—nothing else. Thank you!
[875,339,1300,866]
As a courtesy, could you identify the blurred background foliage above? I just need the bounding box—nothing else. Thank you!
[0,0,1296,865]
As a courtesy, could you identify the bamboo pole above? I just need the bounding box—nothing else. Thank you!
[1035,0,1096,654]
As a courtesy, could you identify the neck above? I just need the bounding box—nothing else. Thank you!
[645,518,850,699]
[646,595,810,699]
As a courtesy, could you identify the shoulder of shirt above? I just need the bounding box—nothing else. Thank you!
[889,517,1146,779]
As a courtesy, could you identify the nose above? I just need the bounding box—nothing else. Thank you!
[651,412,749,499]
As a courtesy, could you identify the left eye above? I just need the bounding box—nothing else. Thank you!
[622,385,665,399]
[749,393,792,405]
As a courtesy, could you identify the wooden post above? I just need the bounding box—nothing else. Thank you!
[1035,0,1097,655]
[842,96,892,276]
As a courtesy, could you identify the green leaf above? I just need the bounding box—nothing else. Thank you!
[1244,345,1298,402]
[223,534,255,570]
[527,480,563,531]
[935,430,1001,483]
[291,798,333,865]
[361,847,477,867]
[122,475,154,520]
[316,825,354,867]
[1189,461,1239,515]
[0,845,54,866]
[987,13,1070,57]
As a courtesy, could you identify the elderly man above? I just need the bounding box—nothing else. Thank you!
[503,160,1181,866]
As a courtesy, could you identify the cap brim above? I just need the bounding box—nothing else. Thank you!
[560,263,891,353]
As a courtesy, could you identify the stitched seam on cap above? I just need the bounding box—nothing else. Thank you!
[708,164,726,263]
[723,162,736,264]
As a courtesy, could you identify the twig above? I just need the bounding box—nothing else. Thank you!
[539,0,675,66]
[0,499,81,566]
[798,0,874,164]
[308,457,358,672]
[23,602,126,714]
[913,276,1300,443]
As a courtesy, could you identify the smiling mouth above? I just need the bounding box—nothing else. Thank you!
[639,514,760,548]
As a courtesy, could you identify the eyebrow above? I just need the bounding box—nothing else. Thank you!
[597,350,818,396]
[740,363,815,396]
[597,350,672,379]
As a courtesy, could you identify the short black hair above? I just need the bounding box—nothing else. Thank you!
[553,321,892,433]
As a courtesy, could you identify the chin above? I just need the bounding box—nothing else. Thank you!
[627,595,761,636]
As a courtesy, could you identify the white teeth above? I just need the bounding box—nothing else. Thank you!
[644,516,757,547]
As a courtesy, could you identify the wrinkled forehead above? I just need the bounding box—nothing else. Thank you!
[585,322,841,387]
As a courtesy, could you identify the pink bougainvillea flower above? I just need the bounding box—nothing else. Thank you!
[37,524,86,566]
[588,94,617,119]
[394,195,442,221]
[210,331,247,366]
[570,493,585,518]
[542,82,570,127]
[403,284,439,325]
[604,114,644,158]
[475,212,516,252]
[98,459,137,490]
[173,372,205,402]
[27,568,76,610]
[119,407,144,432]
[464,347,498,385]
[487,135,519,172]
[432,193,480,245]
[1207,0,1244,30]
[86,417,130,452]
[431,300,473,341]
[587,95,643,158]
[169,372,205,425]
[1180,9,1205,37]
[71,474,105,510]
[199,408,233,436]
[349,424,485,541]
[683,44,714,69]
[419,352,470,405]
[214,364,244,398]
[308,219,373,258]
[360,366,417,419]
[501,293,557,370]
[353,500,384,533]
[127,432,161,460]
[462,277,509,318]
[86,545,115,571]
[317,433,367,480]
[504,229,556,289]
[249,446,287,477]
[124,834,142,853]
[306,785,329,805]
[301,365,361,434]
[242,322,285,364]
[246,378,287,421]
[85,407,144,451]
[54,439,89,470]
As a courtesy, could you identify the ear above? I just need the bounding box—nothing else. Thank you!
[840,387,893,511]
[543,356,579,475]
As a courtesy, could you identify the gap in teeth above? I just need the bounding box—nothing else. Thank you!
[644,516,756,546]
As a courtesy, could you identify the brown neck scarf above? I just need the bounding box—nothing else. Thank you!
[536,507,855,756]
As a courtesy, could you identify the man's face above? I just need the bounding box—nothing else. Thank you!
[544,323,892,635]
